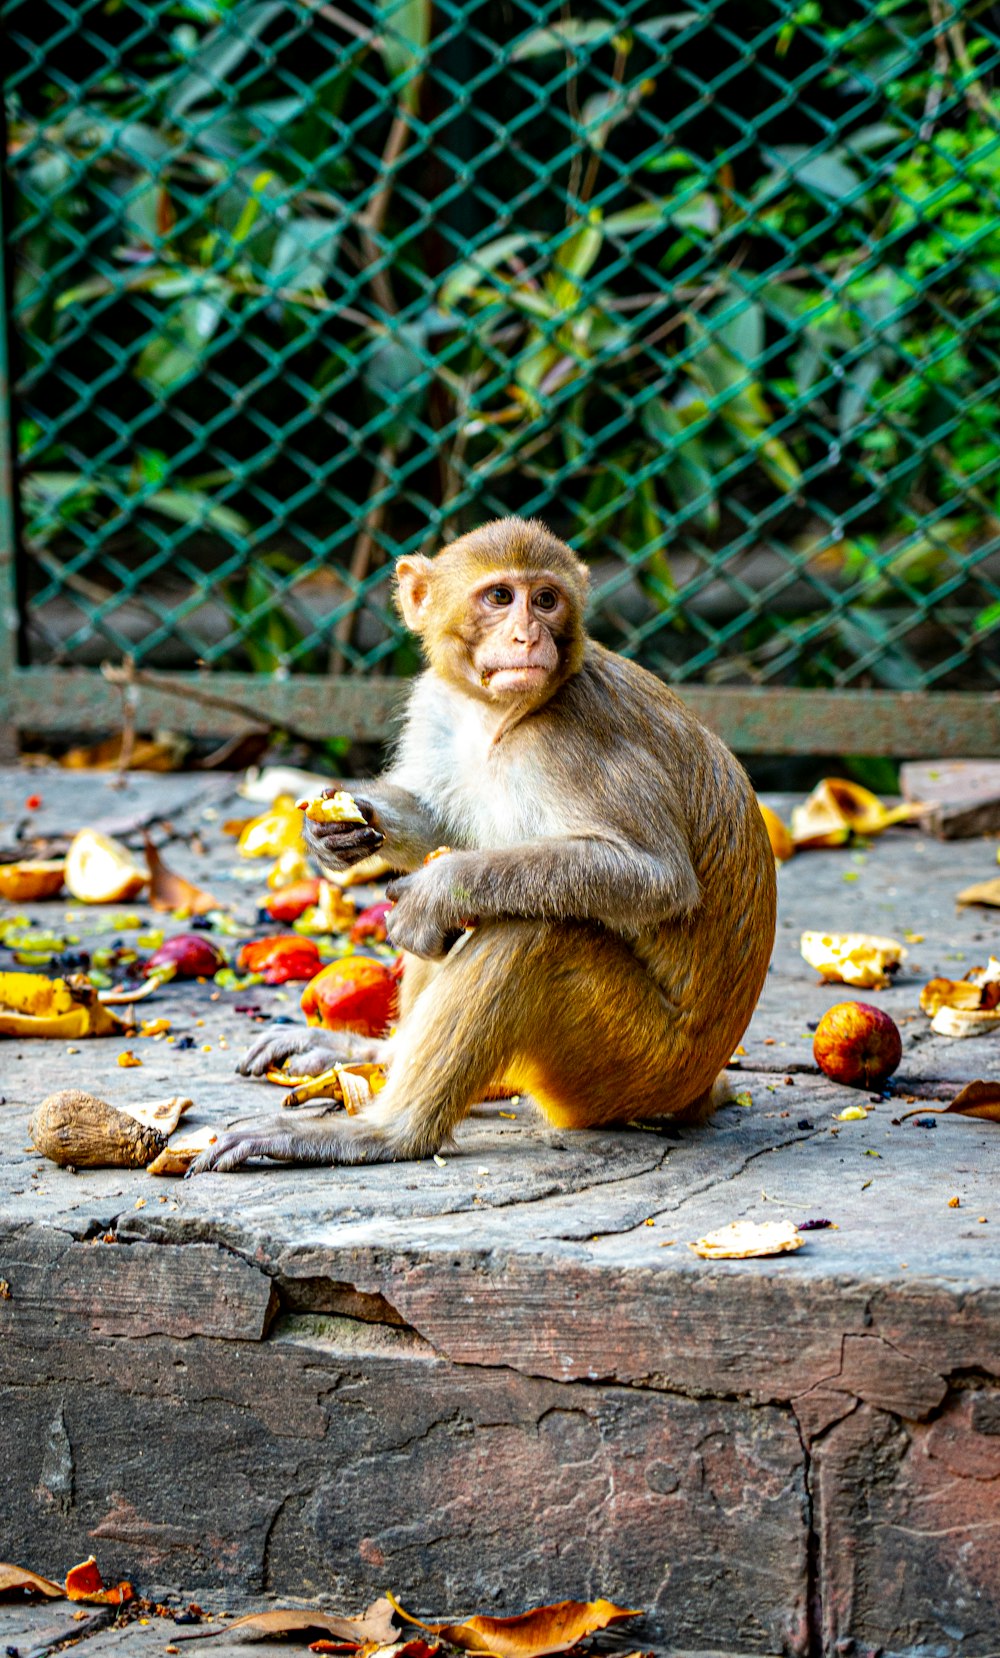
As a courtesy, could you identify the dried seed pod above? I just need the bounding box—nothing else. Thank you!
[29,1091,166,1168]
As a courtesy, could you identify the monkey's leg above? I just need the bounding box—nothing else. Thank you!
[191,922,693,1174]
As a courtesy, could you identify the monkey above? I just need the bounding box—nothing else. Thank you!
[190,516,776,1174]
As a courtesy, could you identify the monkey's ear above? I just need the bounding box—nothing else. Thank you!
[395,555,435,633]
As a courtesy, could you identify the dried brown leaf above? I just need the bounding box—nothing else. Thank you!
[388,1597,641,1658]
[0,1561,63,1598]
[145,835,218,917]
[176,1598,398,1646]
[898,1080,1000,1123]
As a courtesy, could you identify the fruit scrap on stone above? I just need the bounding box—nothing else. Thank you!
[145,934,227,979]
[800,932,907,989]
[689,1220,803,1260]
[956,876,1000,908]
[64,1556,133,1605]
[813,1001,902,1088]
[791,778,929,851]
[238,934,323,984]
[301,956,400,1037]
[292,879,357,936]
[920,958,1000,1037]
[758,803,793,861]
[65,829,147,903]
[280,1061,389,1113]
[29,1090,192,1167]
[266,878,322,923]
[0,971,125,1039]
[236,795,306,859]
[296,789,366,824]
[144,835,218,916]
[350,899,394,944]
[146,1124,219,1176]
[0,860,65,902]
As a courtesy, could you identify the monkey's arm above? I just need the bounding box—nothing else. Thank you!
[305,780,450,874]
[386,834,699,957]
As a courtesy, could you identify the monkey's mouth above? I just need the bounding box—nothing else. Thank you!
[479,664,549,690]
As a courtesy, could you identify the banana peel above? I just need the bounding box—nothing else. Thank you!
[0,971,126,1039]
[276,1061,389,1112]
[792,778,929,850]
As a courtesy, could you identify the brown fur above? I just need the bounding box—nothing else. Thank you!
[194,518,775,1173]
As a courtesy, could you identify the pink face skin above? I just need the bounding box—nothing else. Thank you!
[469,573,570,698]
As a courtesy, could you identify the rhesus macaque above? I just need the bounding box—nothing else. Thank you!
[191,517,775,1174]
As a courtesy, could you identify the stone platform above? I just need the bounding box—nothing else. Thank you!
[1,768,1000,1657]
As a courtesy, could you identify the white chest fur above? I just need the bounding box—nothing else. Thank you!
[390,676,562,847]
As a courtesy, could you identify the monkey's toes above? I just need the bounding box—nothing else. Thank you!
[237,1026,339,1077]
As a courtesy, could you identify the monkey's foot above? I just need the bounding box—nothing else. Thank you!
[236,1024,387,1078]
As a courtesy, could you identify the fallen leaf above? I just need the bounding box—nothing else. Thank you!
[0,1561,63,1598]
[897,1080,1000,1123]
[956,877,1000,908]
[175,1597,398,1646]
[65,1555,133,1604]
[0,971,125,1039]
[800,931,906,989]
[791,778,928,850]
[388,1597,641,1658]
[60,733,186,771]
[689,1220,803,1260]
[145,836,219,917]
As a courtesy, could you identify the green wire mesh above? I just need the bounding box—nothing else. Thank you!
[5,0,1000,698]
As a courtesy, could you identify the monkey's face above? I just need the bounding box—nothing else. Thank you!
[467,574,570,700]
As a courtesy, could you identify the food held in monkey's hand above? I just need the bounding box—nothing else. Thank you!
[0,858,65,902]
[690,1220,804,1259]
[237,934,323,984]
[297,788,366,824]
[800,931,907,989]
[301,793,386,871]
[301,955,400,1037]
[813,1001,902,1089]
[146,933,226,980]
[65,829,147,903]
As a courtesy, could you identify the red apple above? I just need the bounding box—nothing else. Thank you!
[813,1001,902,1089]
[146,934,226,979]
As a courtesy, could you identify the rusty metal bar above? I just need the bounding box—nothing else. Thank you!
[7,668,1000,756]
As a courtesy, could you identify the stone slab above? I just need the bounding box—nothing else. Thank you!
[1,771,1000,1656]
[901,757,1000,838]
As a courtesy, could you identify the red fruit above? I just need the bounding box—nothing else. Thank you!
[146,934,226,979]
[813,1001,902,1089]
[350,899,393,945]
[300,956,398,1037]
[265,879,322,923]
[237,935,322,984]
[25,794,42,811]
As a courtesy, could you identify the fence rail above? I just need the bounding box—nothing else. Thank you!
[4,0,1000,751]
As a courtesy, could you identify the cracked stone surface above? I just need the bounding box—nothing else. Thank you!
[1,769,1000,1656]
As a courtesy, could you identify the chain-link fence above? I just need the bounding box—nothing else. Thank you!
[4,0,1000,749]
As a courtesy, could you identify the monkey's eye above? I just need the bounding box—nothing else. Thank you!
[485,585,514,606]
[534,588,558,612]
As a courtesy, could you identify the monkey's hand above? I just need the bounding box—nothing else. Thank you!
[236,1024,386,1078]
[304,792,385,871]
[189,1122,308,1174]
[385,866,472,960]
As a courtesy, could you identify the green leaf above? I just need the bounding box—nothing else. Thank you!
[439,234,534,309]
[142,488,250,537]
[376,0,430,94]
[269,215,341,289]
[643,398,719,531]
[604,193,717,235]
[770,145,864,203]
[512,19,620,59]
[166,2,288,119]
[363,322,429,448]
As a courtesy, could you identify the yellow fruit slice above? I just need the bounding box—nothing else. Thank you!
[296,790,366,825]
[65,830,147,903]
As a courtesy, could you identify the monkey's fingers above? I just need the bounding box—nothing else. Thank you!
[237,1025,342,1078]
[188,1125,293,1175]
[304,819,385,865]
